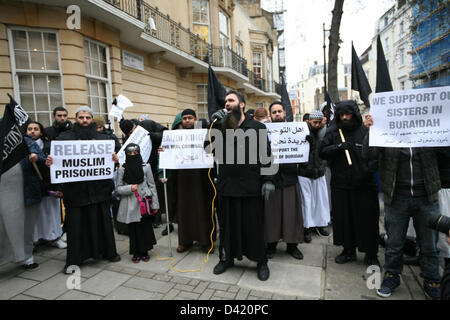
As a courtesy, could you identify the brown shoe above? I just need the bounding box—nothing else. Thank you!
[177,244,192,253]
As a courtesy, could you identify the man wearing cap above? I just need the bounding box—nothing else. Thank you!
[320,100,380,267]
[46,106,121,274]
[159,109,215,253]
[298,110,330,243]
[264,101,304,260]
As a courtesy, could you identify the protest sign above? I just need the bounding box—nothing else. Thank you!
[117,125,152,164]
[265,122,310,164]
[159,129,213,169]
[50,140,115,183]
[369,86,450,147]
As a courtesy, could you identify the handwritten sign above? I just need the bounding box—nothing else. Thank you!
[369,86,450,147]
[50,140,115,183]
[265,122,310,164]
[159,129,213,169]
[117,125,152,164]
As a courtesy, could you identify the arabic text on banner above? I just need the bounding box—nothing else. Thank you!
[50,140,115,183]
[265,122,310,164]
[369,86,450,147]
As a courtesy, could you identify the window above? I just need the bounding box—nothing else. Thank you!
[196,84,208,120]
[384,37,390,53]
[253,52,263,89]
[399,47,405,65]
[192,0,210,60]
[399,21,405,37]
[84,38,111,120]
[255,102,264,109]
[236,40,243,57]
[219,10,230,48]
[8,28,64,127]
[267,57,273,92]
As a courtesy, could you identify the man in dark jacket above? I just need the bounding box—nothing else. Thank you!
[364,114,442,300]
[320,100,380,267]
[210,90,274,281]
[264,101,304,260]
[93,116,121,152]
[44,107,72,141]
[299,110,330,243]
[46,106,120,274]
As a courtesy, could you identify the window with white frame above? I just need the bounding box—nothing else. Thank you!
[8,28,64,127]
[384,37,390,53]
[267,57,273,92]
[196,84,208,120]
[84,38,111,120]
[219,10,230,48]
[399,47,405,66]
[236,40,243,57]
[192,0,210,60]
[253,52,263,89]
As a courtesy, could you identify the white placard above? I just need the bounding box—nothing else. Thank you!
[117,125,152,165]
[159,129,213,169]
[369,86,450,147]
[122,49,144,71]
[265,122,310,164]
[50,140,115,183]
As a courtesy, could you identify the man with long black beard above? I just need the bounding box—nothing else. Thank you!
[265,102,304,260]
[160,109,215,253]
[46,106,120,274]
[320,100,380,267]
[210,91,274,281]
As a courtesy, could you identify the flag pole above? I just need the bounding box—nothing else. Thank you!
[162,168,173,257]
[32,161,43,180]
[339,129,352,166]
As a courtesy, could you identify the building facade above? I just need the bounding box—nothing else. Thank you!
[0,0,280,130]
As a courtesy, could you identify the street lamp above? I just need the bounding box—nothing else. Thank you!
[323,23,330,101]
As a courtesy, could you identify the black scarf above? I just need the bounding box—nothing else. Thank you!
[72,122,97,140]
[123,154,144,184]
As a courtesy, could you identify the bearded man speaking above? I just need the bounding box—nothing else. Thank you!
[320,100,380,268]
[210,90,275,281]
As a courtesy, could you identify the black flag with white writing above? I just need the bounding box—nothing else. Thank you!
[207,65,227,121]
[0,94,30,178]
[351,43,372,107]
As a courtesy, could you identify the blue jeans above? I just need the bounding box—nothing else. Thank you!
[384,194,440,281]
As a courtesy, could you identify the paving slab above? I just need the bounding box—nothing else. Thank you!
[270,242,324,268]
[0,277,39,299]
[78,270,131,296]
[0,263,26,283]
[23,273,71,300]
[167,251,244,285]
[237,261,323,299]
[16,259,66,282]
[103,285,164,300]
[122,275,175,294]
[57,290,103,300]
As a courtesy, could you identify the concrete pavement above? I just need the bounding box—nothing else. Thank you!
[1,219,443,301]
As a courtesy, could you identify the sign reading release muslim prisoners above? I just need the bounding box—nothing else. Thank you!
[50,140,115,183]
[369,86,450,148]
[159,129,213,169]
[265,122,310,164]
[117,125,152,165]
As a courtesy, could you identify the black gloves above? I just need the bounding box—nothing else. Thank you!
[211,109,227,122]
[337,141,353,150]
[305,135,314,144]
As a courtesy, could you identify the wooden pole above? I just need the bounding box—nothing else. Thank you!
[32,161,44,180]
[338,128,352,166]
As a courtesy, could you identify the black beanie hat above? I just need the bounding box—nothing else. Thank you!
[181,108,197,118]
[120,119,134,135]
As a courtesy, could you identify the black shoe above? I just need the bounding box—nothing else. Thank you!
[335,249,356,264]
[23,263,39,271]
[304,228,312,243]
[316,227,329,237]
[403,255,420,266]
[257,263,270,281]
[266,242,277,259]
[213,260,234,275]
[108,255,121,262]
[286,245,304,260]
[161,223,174,236]
[364,254,381,267]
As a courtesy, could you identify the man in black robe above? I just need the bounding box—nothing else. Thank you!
[46,106,120,274]
[160,109,215,253]
[210,90,275,281]
[320,100,380,267]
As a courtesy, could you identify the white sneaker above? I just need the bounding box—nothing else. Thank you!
[61,233,67,242]
[52,239,67,249]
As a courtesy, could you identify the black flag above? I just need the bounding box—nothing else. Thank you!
[0,94,30,179]
[207,65,227,121]
[324,90,336,126]
[351,43,372,107]
[277,75,293,122]
[376,35,393,93]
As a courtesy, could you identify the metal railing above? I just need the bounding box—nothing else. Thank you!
[209,46,248,76]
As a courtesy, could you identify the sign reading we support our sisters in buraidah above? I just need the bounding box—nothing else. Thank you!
[369,86,450,148]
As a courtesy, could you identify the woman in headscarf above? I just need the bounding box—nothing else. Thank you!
[116,143,159,263]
